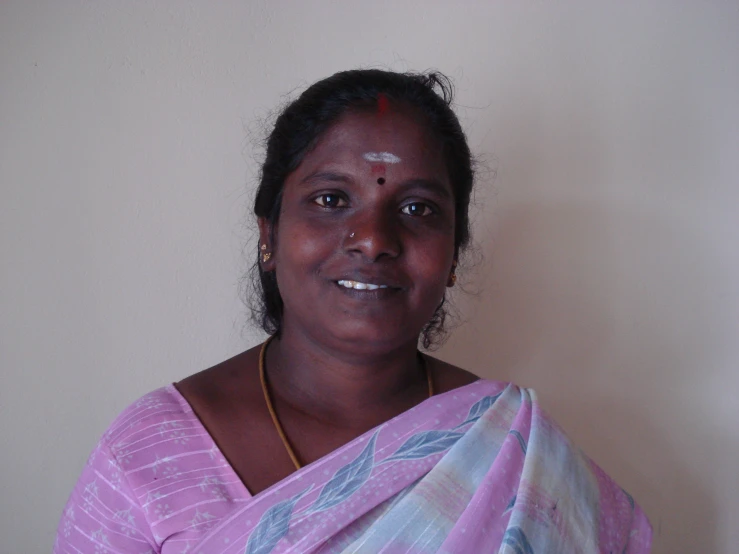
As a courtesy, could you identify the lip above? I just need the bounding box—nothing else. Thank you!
[329,269,408,300]
[333,280,402,299]
[331,270,408,291]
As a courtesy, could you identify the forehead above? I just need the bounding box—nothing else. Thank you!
[299,108,448,176]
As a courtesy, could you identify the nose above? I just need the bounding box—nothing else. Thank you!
[343,208,401,262]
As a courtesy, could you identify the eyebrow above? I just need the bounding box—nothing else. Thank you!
[400,178,453,200]
[300,171,353,186]
[300,171,452,200]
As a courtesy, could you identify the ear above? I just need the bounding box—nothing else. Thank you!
[446,258,458,288]
[258,217,277,272]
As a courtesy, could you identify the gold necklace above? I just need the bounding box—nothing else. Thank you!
[259,336,434,470]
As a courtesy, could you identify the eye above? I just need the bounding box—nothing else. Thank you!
[313,194,347,208]
[401,202,434,216]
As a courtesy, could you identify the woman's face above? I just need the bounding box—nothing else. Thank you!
[261,106,456,353]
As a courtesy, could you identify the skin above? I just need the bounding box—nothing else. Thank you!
[177,105,478,495]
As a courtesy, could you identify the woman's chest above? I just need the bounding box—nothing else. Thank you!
[211,408,372,496]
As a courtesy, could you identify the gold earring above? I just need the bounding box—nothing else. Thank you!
[261,244,271,262]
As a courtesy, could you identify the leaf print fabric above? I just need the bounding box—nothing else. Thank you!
[246,490,310,554]
[54,380,652,554]
[382,430,465,463]
[503,527,535,554]
[309,433,378,513]
[456,393,502,427]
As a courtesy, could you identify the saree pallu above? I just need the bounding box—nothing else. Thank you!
[54,380,651,553]
[195,381,650,553]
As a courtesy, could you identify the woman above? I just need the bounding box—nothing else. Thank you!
[54,69,651,553]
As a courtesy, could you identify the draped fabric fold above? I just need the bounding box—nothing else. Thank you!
[193,381,651,554]
[54,380,651,553]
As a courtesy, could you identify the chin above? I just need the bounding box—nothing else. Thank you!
[326,319,418,353]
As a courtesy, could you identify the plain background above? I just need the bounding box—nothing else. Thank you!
[2,1,738,552]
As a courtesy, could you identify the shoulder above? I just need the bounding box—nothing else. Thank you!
[480,383,653,551]
[54,388,183,551]
[421,352,544,406]
[175,343,263,423]
[101,385,190,455]
[422,353,482,395]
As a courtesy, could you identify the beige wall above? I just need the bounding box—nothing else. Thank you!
[2,1,737,552]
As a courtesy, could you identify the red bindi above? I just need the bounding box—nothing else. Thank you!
[370,163,386,185]
[377,93,389,116]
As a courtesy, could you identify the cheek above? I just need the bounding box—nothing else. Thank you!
[276,212,339,269]
[407,236,455,289]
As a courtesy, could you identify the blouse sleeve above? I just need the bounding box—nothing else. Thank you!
[53,440,158,553]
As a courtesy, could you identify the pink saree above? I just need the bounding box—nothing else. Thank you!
[54,380,651,553]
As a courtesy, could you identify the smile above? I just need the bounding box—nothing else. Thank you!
[337,279,389,291]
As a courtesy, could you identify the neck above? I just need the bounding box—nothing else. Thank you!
[263,324,428,426]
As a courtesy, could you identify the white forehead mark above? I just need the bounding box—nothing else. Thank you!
[362,152,402,164]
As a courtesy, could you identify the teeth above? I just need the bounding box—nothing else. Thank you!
[338,280,389,291]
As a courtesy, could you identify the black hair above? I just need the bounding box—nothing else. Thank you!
[251,69,475,348]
